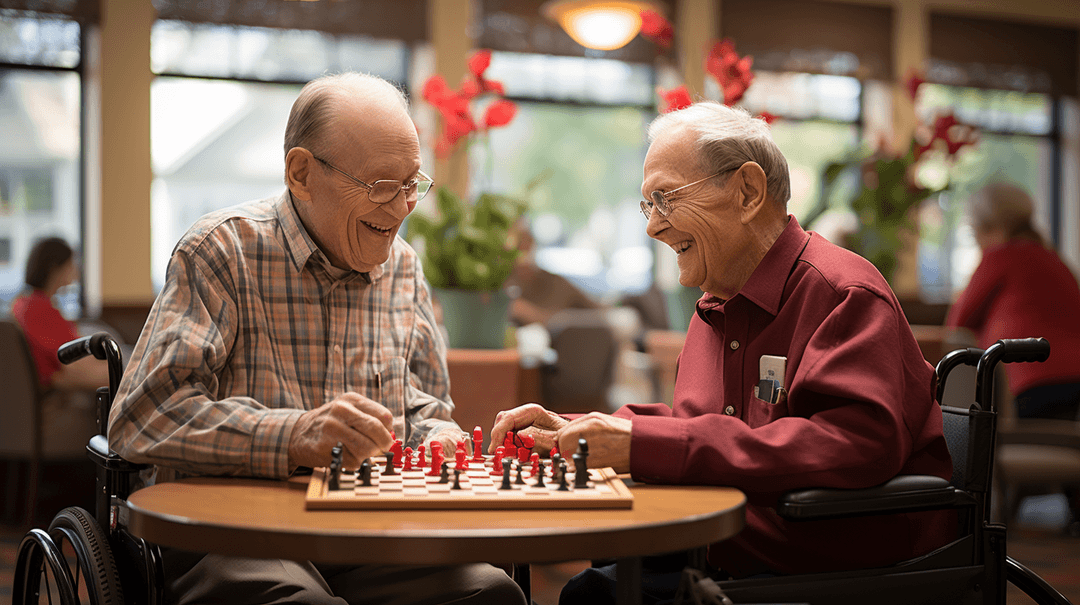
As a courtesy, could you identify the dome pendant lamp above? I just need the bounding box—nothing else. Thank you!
[541,0,663,51]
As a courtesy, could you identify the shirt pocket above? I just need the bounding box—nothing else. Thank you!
[747,387,789,428]
[376,356,409,440]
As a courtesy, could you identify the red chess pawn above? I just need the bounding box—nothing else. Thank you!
[455,441,468,471]
[472,426,485,462]
[491,446,505,476]
[522,434,535,449]
[417,444,427,468]
[530,452,540,476]
[391,439,404,467]
[402,447,414,471]
[427,442,443,476]
[550,445,559,459]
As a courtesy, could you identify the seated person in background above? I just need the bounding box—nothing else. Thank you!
[490,101,955,604]
[108,73,526,605]
[13,236,108,390]
[505,219,603,326]
[947,182,1080,421]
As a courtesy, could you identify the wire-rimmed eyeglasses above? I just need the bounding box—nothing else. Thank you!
[640,170,728,219]
[313,156,434,204]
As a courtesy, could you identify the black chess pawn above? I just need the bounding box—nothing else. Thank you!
[384,451,397,475]
[452,469,462,490]
[557,459,570,491]
[328,444,343,491]
[439,461,450,484]
[535,460,546,488]
[515,461,526,485]
[573,438,590,489]
[551,453,562,478]
[500,459,513,490]
[359,459,372,487]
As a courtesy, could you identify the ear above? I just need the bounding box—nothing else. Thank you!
[734,161,768,224]
[285,147,314,201]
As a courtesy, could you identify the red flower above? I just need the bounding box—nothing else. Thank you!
[468,49,492,79]
[906,70,925,101]
[640,9,673,49]
[657,85,692,113]
[757,111,777,125]
[461,49,506,99]
[706,39,755,106]
[483,99,517,128]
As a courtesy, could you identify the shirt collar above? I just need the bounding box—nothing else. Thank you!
[276,191,384,281]
[696,215,810,318]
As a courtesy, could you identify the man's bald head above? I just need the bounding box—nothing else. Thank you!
[283,72,411,165]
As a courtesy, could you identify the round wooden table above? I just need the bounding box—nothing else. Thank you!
[126,476,745,604]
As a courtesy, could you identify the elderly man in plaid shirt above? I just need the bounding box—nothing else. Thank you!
[108,72,527,605]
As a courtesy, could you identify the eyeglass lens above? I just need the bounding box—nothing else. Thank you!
[368,179,432,204]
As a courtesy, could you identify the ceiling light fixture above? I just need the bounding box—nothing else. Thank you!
[541,0,663,51]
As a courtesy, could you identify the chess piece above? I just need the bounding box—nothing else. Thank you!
[427,441,443,476]
[384,451,397,476]
[535,460,546,488]
[452,469,462,490]
[491,446,505,477]
[360,459,372,487]
[557,460,570,491]
[515,461,526,485]
[417,444,426,468]
[500,458,513,490]
[472,426,485,462]
[439,461,450,484]
[552,453,562,478]
[573,438,589,489]
[391,439,404,468]
[455,441,468,471]
[529,452,540,476]
[329,442,344,491]
[403,446,413,471]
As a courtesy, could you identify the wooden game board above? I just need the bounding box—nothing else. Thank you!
[305,454,634,510]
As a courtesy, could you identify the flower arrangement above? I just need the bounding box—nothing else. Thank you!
[810,72,978,282]
[408,49,528,292]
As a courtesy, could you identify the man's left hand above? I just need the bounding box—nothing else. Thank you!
[556,412,632,473]
[426,426,468,457]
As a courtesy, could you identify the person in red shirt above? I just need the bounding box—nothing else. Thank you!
[947,182,1080,421]
[490,101,954,603]
[12,237,108,390]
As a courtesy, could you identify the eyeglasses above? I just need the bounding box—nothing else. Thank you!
[640,170,729,219]
[313,156,434,204]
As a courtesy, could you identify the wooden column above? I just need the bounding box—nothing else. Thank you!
[677,0,719,98]
[428,0,474,199]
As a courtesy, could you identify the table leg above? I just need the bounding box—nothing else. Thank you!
[513,563,531,603]
[615,556,643,605]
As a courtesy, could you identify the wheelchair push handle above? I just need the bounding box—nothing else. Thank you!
[989,337,1051,365]
[975,337,1050,411]
[57,332,125,410]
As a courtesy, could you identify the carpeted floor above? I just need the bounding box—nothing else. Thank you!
[3,495,1079,605]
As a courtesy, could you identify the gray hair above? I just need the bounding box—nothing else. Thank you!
[283,72,410,162]
[970,181,1043,243]
[648,101,790,207]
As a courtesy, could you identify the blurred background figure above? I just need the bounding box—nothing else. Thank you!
[506,219,604,327]
[12,237,109,391]
[946,182,1080,421]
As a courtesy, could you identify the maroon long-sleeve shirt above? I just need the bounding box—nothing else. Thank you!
[617,217,955,577]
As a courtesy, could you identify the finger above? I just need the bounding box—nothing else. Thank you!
[331,402,395,453]
[338,392,395,431]
[319,417,385,468]
[488,403,550,453]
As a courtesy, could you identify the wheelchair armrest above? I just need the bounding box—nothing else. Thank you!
[776,475,976,521]
[86,434,152,472]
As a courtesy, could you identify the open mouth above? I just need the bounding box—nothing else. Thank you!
[361,220,394,236]
[673,241,692,254]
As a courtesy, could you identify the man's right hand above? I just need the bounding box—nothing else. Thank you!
[288,393,394,470]
[487,403,569,455]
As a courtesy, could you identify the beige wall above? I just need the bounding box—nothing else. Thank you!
[86,0,1080,306]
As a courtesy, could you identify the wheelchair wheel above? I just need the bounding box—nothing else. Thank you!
[46,506,125,605]
[12,528,78,605]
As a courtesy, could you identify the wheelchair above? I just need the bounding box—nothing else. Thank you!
[13,333,163,605]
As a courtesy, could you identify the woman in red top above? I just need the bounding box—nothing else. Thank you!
[12,237,108,390]
[947,182,1080,420]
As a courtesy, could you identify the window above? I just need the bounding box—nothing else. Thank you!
[915,84,1054,301]
[0,11,83,317]
[149,20,410,290]
[468,51,654,298]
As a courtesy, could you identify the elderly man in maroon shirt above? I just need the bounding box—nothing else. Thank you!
[490,101,954,602]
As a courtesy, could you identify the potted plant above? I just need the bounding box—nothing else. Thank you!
[409,50,527,348]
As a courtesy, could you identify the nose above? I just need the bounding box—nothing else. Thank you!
[645,207,666,239]
[382,188,413,219]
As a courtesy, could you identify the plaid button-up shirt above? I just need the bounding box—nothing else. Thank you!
[109,191,457,483]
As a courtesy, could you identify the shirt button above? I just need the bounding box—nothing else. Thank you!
[724,406,735,416]
[729,340,740,350]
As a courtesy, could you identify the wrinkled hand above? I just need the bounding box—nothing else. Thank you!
[488,403,569,455]
[556,412,632,473]
[288,392,394,470]
[425,426,468,458]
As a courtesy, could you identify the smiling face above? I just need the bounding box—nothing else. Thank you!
[290,93,421,273]
[642,125,755,299]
